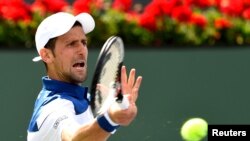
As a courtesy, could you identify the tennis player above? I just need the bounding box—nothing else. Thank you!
[27,12,142,141]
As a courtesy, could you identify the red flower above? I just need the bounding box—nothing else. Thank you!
[217,0,244,16]
[139,12,157,31]
[243,8,250,20]
[112,0,132,12]
[72,0,92,14]
[190,13,207,28]
[31,0,46,14]
[243,0,250,7]
[161,0,179,16]
[0,0,31,22]
[171,5,192,22]
[192,0,216,8]
[73,0,104,14]
[31,0,68,14]
[0,0,5,17]
[138,0,168,31]
[214,18,231,29]
[142,0,162,18]
[140,0,178,18]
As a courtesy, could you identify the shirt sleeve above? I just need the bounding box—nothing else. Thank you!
[27,98,90,141]
[41,109,81,141]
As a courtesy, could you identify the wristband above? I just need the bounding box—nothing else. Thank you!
[97,112,120,134]
[104,112,119,126]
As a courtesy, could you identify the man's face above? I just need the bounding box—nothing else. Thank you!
[48,26,88,84]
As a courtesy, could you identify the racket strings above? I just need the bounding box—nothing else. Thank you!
[96,44,123,114]
[99,44,122,96]
[91,36,125,116]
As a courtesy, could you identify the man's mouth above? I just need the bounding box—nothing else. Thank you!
[73,61,85,69]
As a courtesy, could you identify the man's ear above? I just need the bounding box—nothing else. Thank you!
[39,48,54,63]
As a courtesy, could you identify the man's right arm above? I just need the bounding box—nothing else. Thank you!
[62,67,142,141]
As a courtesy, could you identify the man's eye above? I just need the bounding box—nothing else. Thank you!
[68,41,76,47]
[82,40,87,47]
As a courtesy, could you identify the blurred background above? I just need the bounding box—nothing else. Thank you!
[1,0,250,141]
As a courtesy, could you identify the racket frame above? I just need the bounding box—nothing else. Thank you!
[90,36,125,117]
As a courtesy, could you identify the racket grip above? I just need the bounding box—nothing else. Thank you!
[117,95,129,110]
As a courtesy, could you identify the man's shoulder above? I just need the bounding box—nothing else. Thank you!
[36,98,73,126]
[41,98,73,112]
[59,94,90,115]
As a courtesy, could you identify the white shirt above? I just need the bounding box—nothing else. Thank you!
[28,98,93,141]
[27,76,93,141]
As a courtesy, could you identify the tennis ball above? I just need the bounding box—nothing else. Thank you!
[180,118,208,141]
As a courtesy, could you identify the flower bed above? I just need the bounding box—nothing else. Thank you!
[1,0,250,48]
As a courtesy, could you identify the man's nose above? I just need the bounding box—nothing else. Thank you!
[78,43,87,54]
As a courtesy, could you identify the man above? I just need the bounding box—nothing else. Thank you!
[27,12,142,141]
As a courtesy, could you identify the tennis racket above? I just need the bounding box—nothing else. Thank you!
[90,36,129,117]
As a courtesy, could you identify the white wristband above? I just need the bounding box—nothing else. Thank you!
[104,111,119,126]
[97,112,120,134]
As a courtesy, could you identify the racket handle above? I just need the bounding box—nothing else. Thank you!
[116,95,129,110]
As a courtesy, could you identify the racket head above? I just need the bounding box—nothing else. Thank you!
[90,36,124,117]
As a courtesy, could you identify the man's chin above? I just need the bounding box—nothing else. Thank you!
[69,71,87,84]
[72,76,86,84]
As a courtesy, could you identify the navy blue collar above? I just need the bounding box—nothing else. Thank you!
[42,76,88,100]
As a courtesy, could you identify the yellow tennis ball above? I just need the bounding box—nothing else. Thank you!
[181,118,208,141]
